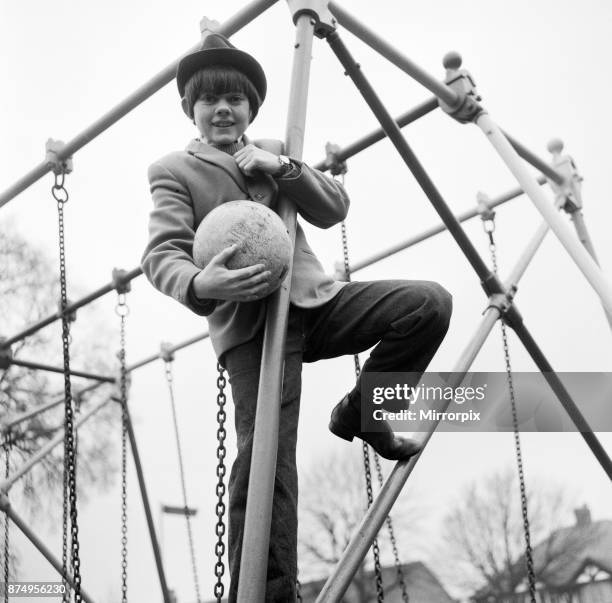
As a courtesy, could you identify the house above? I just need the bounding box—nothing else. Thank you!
[472,505,612,603]
[297,561,457,603]
[203,561,455,603]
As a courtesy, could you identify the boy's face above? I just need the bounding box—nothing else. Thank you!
[193,92,250,145]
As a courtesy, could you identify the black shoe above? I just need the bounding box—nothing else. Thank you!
[328,394,422,461]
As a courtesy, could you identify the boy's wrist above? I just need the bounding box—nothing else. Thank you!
[274,155,300,179]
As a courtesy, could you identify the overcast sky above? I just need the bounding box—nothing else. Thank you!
[2,1,612,602]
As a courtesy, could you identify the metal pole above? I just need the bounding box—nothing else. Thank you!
[325,30,612,471]
[0,398,110,494]
[0,496,96,603]
[505,221,550,287]
[2,267,142,348]
[566,209,612,330]
[117,396,172,603]
[315,216,598,602]
[312,97,439,172]
[329,2,457,106]
[9,359,115,383]
[1,381,105,435]
[126,331,210,373]
[327,6,612,315]
[476,113,612,316]
[0,0,279,209]
[350,177,546,274]
[316,314,496,602]
[237,14,315,602]
[328,1,565,185]
[326,31,496,287]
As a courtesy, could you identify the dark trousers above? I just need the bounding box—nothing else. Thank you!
[222,280,452,602]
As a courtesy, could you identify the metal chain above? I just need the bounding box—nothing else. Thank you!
[485,219,536,603]
[164,361,202,603]
[3,437,11,603]
[53,172,81,602]
[361,440,385,602]
[372,454,409,602]
[339,210,384,602]
[116,294,129,603]
[214,363,227,603]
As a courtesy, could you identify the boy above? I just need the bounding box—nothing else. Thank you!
[142,33,452,602]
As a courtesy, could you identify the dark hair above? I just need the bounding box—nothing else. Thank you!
[183,65,261,121]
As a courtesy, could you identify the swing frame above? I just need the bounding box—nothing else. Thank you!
[0,1,611,601]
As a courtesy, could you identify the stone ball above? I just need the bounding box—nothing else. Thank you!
[193,200,292,300]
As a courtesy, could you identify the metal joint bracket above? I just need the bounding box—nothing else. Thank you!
[45,139,73,175]
[547,138,583,212]
[476,191,495,226]
[160,342,175,363]
[286,0,336,37]
[112,268,132,294]
[0,337,13,369]
[200,17,221,41]
[484,292,511,317]
[438,52,483,124]
[324,142,347,176]
[484,293,523,328]
[57,298,77,323]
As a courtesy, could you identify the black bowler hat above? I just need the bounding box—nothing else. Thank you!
[176,33,267,103]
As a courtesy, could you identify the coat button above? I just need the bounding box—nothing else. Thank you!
[255,193,263,200]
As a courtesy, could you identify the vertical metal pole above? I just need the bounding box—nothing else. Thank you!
[237,14,315,602]
[0,496,96,603]
[121,398,172,603]
[476,113,612,316]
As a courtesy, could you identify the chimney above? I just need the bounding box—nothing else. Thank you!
[574,504,592,527]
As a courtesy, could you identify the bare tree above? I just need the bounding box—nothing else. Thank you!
[298,446,427,602]
[1,224,122,572]
[435,466,583,599]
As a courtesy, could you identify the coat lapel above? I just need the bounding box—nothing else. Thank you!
[186,136,281,208]
[186,138,248,193]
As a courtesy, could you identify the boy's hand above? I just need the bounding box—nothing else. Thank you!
[192,244,272,302]
[234,144,282,177]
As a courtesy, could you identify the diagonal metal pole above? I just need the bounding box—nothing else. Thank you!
[317,214,581,602]
[237,13,316,602]
[0,397,110,495]
[328,1,564,186]
[2,267,143,349]
[349,177,546,274]
[328,1,612,317]
[0,495,96,603]
[325,30,612,471]
[312,97,439,172]
[112,396,172,603]
[0,0,279,209]
[1,381,106,435]
[125,331,210,373]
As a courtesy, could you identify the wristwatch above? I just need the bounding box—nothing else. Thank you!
[277,154,293,177]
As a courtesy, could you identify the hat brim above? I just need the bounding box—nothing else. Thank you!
[176,47,267,102]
